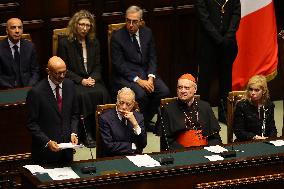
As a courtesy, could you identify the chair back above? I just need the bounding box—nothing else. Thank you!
[107,23,126,82]
[227,91,246,143]
[159,95,200,151]
[52,28,68,55]
[0,34,32,41]
[95,102,140,158]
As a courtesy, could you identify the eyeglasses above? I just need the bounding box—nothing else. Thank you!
[177,86,192,91]
[126,19,140,25]
[117,100,133,107]
[52,70,67,77]
[78,23,91,28]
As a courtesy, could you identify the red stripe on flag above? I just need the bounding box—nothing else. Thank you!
[232,2,278,90]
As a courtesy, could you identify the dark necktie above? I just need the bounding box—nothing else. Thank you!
[55,85,62,112]
[132,34,142,63]
[13,45,22,87]
[121,118,127,126]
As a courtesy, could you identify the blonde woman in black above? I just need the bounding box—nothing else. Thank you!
[233,75,277,142]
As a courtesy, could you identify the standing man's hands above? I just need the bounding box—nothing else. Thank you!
[253,135,268,140]
[47,140,60,152]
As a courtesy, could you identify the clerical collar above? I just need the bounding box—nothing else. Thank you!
[178,97,195,108]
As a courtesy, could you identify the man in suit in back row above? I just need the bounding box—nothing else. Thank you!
[111,5,170,131]
[99,87,147,157]
[0,18,39,89]
[26,56,79,164]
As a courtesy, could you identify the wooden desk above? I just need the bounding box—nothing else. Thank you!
[0,87,32,188]
[21,140,284,189]
[0,87,31,155]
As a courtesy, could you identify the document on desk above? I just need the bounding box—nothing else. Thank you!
[267,140,284,146]
[127,154,161,167]
[204,155,224,161]
[23,165,47,175]
[204,145,228,153]
[45,167,80,180]
[58,143,84,149]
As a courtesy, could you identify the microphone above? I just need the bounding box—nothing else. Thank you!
[220,144,236,158]
[80,115,96,174]
[220,98,228,124]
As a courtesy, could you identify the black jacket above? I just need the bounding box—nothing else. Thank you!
[233,99,277,141]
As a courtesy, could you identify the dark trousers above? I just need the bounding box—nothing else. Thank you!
[197,33,238,106]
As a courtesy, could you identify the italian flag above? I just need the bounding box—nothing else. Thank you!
[232,0,278,90]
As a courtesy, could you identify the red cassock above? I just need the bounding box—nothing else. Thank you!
[177,130,208,147]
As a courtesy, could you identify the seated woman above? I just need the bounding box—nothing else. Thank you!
[57,10,110,147]
[161,73,221,150]
[233,75,277,142]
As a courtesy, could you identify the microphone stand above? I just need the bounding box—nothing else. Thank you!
[80,115,96,174]
[158,108,174,165]
[159,108,170,151]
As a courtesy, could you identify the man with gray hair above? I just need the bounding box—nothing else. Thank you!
[111,5,170,132]
[99,87,147,157]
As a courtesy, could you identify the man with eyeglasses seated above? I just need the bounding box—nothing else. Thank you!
[161,73,221,150]
[99,87,147,157]
[111,5,170,132]
[26,56,79,165]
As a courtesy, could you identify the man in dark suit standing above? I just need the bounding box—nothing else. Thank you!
[26,56,79,164]
[0,18,39,89]
[195,0,241,123]
[99,87,147,157]
[111,5,170,131]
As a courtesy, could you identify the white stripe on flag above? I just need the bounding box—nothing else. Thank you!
[241,0,272,17]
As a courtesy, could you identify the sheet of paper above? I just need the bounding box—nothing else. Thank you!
[204,145,228,153]
[45,167,80,180]
[127,154,161,167]
[204,155,224,161]
[268,140,284,146]
[23,165,47,175]
[58,143,84,149]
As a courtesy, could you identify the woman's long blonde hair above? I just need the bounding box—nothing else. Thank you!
[245,75,270,104]
[66,10,95,41]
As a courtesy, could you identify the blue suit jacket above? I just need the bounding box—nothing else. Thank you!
[26,78,79,164]
[99,108,147,157]
[0,38,39,89]
[111,26,157,89]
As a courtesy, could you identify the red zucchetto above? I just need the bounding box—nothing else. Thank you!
[178,73,196,83]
